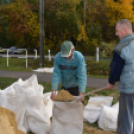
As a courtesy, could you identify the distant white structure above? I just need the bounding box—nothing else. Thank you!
[96,47,99,62]
[33,67,54,73]
[48,49,51,61]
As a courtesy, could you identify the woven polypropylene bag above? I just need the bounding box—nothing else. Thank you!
[50,101,83,134]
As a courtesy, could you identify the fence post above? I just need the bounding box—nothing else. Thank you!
[48,49,51,61]
[7,49,9,67]
[96,47,99,62]
[103,50,105,57]
[26,50,28,68]
[34,49,37,59]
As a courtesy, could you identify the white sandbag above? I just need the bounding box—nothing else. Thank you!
[13,75,51,134]
[112,102,119,109]
[0,75,51,134]
[0,94,26,133]
[25,95,50,134]
[43,92,54,118]
[13,75,44,97]
[83,96,113,123]
[50,101,83,134]
[98,105,118,132]
[0,78,23,96]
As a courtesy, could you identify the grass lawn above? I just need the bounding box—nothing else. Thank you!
[0,57,111,77]
[0,58,53,71]
[0,77,119,134]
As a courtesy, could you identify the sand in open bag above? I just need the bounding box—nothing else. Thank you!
[53,90,74,102]
[0,107,26,134]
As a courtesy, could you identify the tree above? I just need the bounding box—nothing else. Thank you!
[0,0,39,49]
[104,0,134,41]
[44,0,81,53]
[105,0,134,25]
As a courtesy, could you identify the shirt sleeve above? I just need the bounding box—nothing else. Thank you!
[108,51,125,84]
[76,56,87,93]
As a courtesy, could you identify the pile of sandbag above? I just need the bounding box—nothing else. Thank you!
[0,75,51,134]
[83,96,119,132]
[0,74,119,133]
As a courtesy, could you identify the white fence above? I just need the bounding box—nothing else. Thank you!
[1,49,52,68]
[0,47,107,68]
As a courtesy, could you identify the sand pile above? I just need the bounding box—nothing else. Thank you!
[54,90,74,102]
[0,107,26,134]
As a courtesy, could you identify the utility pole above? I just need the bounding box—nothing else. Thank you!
[84,0,86,31]
[133,0,134,13]
[39,0,44,67]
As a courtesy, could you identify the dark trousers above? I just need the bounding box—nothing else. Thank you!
[117,93,134,134]
[61,86,79,96]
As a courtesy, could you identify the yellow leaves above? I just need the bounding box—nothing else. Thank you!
[66,0,80,6]
[120,0,132,5]
[104,0,134,26]
[77,25,88,42]
[72,6,76,12]
[55,0,80,13]
[26,13,39,38]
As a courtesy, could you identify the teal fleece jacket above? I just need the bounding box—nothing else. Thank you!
[51,51,87,93]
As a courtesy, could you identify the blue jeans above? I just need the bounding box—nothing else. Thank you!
[117,93,134,134]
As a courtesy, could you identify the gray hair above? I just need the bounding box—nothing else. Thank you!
[116,19,132,30]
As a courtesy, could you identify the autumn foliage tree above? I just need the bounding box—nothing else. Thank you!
[0,0,134,55]
[0,0,39,49]
[104,0,134,41]
[44,0,82,53]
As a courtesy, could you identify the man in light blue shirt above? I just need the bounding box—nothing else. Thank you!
[50,40,87,102]
[107,19,134,134]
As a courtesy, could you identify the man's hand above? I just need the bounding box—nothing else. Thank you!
[79,92,84,102]
[50,90,56,100]
[107,82,115,89]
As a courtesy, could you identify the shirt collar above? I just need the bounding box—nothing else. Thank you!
[120,33,134,42]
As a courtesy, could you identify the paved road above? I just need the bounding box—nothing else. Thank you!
[0,70,118,89]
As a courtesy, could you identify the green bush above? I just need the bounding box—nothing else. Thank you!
[99,41,117,57]
[86,60,110,76]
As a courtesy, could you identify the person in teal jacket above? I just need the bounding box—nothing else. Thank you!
[50,40,87,102]
[107,19,134,134]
